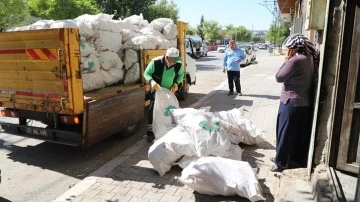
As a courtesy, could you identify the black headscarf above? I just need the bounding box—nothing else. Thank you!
[283,33,320,72]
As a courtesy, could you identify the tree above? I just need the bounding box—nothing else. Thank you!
[186,25,197,35]
[28,0,100,20]
[197,15,205,40]
[251,35,263,43]
[146,0,179,22]
[265,20,290,45]
[0,0,29,30]
[201,20,222,42]
[95,0,156,19]
[224,25,252,42]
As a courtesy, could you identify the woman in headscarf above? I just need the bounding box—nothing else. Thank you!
[271,33,319,172]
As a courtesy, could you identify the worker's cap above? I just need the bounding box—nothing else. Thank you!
[165,47,181,63]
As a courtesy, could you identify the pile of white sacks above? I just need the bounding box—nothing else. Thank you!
[8,13,178,92]
[148,88,266,201]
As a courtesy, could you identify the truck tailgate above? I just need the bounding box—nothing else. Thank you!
[0,28,83,115]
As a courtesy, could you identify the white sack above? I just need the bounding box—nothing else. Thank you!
[169,38,177,48]
[124,49,139,70]
[122,35,157,50]
[50,20,78,28]
[100,68,124,86]
[80,37,96,57]
[75,13,114,38]
[153,87,179,139]
[82,72,106,92]
[149,18,173,32]
[29,20,54,29]
[155,37,170,50]
[123,63,140,84]
[148,126,196,176]
[177,112,232,157]
[163,23,177,39]
[98,19,132,32]
[98,51,123,71]
[170,107,210,125]
[179,157,265,202]
[177,145,243,169]
[121,29,141,43]
[139,27,163,37]
[214,108,266,145]
[93,30,122,52]
[81,54,100,73]
[122,14,144,26]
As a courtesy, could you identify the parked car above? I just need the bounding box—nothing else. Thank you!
[258,43,267,50]
[237,44,256,66]
[201,44,208,56]
[217,45,227,53]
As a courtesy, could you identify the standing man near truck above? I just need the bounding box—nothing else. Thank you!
[143,47,185,143]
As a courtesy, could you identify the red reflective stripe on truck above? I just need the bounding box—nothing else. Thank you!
[0,49,26,54]
[16,91,62,99]
[41,48,57,60]
[26,49,41,59]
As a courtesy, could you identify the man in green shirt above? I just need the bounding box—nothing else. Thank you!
[143,47,185,143]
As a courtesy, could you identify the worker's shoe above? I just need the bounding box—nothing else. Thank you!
[270,164,285,172]
[146,131,155,143]
[227,91,233,96]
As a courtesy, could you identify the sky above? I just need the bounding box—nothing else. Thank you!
[172,0,276,31]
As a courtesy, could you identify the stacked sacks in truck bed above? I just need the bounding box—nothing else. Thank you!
[7,13,178,93]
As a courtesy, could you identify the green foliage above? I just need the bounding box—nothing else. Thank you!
[201,20,222,42]
[95,0,156,19]
[251,35,263,43]
[197,15,205,40]
[186,25,197,35]
[265,20,290,45]
[0,0,29,30]
[146,0,179,22]
[28,0,101,20]
[224,25,252,42]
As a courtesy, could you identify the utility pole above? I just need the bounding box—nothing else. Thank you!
[259,0,280,46]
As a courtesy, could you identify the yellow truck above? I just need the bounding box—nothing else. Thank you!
[0,21,195,148]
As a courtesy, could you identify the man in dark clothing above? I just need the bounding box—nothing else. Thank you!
[143,47,184,143]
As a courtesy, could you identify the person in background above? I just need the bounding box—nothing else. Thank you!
[272,33,319,172]
[143,47,184,143]
[223,40,245,96]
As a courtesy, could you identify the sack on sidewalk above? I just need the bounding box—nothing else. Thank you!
[153,87,179,139]
[178,156,265,202]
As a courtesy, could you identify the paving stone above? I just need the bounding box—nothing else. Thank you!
[71,195,85,202]
[93,191,116,200]
[157,186,178,195]
[160,194,182,202]
[126,188,147,198]
[97,183,116,192]
[126,180,146,189]
[98,177,114,184]
[111,194,132,202]
[79,197,100,202]
[110,186,131,195]
[173,188,194,198]
[128,197,149,202]
[141,183,159,192]
[91,182,103,189]
[142,191,165,200]
[82,188,102,198]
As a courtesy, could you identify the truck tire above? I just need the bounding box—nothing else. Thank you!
[119,123,138,138]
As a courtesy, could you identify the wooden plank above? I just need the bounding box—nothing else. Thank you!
[84,84,142,102]
[0,39,62,50]
[0,80,64,92]
[0,71,60,81]
[0,29,61,42]
[84,87,145,147]
[0,61,60,71]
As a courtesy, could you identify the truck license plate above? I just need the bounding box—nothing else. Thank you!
[26,128,49,137]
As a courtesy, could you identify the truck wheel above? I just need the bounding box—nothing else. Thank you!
[119,123,138,138]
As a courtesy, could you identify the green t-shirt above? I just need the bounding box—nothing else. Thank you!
[143,56,184,90]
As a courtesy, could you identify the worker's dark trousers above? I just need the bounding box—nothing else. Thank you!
[275,100,311,168]
[227,70,241,93]
[147,90,156,136]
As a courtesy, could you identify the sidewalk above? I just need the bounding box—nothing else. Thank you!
[54,53,315,202]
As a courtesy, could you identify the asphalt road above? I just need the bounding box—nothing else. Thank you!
[0,49,268,202]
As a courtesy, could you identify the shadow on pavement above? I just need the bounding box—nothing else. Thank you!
[243,94,280,100]
[0,197,11,202]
